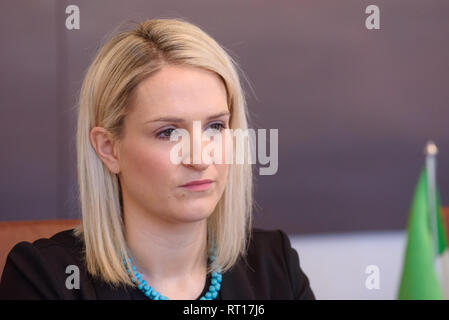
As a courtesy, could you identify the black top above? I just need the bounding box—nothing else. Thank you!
[0,228,315,300]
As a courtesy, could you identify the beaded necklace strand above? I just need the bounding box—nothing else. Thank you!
[124,247,222,300]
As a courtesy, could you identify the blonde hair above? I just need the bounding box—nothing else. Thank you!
[74,18,254,287]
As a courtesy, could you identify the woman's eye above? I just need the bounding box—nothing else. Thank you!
[208,122,226,131]
[157,128,176,140]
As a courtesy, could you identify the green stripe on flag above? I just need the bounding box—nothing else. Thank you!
[398,168,447,300]
[436,192,448,254]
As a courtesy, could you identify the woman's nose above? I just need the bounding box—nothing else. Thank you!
[182,132,211,171]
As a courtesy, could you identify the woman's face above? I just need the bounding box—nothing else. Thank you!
[116,65,230,224]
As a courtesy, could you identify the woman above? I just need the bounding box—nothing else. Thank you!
[0,18,314,300]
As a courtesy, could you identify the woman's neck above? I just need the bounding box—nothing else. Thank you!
[123,204,209,288]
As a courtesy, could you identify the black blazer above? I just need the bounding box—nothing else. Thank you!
[0,228,315,300]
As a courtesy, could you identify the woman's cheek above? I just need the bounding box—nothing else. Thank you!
[138,150,171,179]
[125,140,170,182]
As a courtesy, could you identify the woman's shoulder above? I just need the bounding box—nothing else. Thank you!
[228,227,315,299]
[0,229,94,299]
[16,229,83,253]
[34,228,82,246]
[250,227,291,245]
[5,229,85,273]
[247,227,297,261]
[3,228,83,263]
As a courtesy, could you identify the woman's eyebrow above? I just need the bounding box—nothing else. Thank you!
[145,111,230,124]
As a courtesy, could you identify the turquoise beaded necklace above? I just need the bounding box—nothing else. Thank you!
[124,246,222,300]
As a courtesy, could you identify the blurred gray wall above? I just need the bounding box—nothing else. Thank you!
[1,0,448,234]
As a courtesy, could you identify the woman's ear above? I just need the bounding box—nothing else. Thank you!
[89,127,121,174]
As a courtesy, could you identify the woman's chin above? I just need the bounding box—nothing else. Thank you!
[171,204,215,223]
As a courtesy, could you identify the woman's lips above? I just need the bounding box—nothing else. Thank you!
[180,179,214,191]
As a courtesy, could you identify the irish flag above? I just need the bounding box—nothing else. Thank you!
[398,163,449,299]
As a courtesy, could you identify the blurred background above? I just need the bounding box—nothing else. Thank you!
[1,0,448,299]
